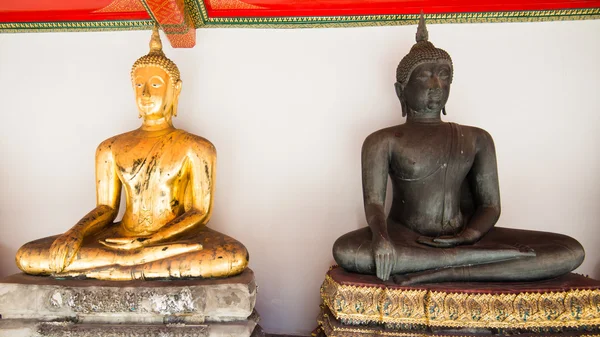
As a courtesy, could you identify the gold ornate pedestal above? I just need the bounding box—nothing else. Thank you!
[315,266,600,336]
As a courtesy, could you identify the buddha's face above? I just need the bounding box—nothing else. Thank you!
[403,62,451,114]
[133,66,180,121]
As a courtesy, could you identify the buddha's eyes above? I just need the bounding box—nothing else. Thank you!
[417,71,432,82]
[439,70,450,80]
[134,83,162,89]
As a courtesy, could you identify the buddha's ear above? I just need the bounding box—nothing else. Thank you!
[394,82,407,117]
[174,79,183,96]
[394,81,403,95]
[172,79,183,117]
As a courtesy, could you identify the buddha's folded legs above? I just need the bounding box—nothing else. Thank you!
[16,226,249,280]
[333,226,584,283]
[396,227,585,284]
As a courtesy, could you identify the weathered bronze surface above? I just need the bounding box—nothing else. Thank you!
[332,15,585,284]
[15,27,248,280]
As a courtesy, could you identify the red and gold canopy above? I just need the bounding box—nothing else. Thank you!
[1,0,599,48]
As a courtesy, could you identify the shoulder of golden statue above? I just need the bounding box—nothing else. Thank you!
[178,130,217,157]
[95,129,143,154]
[95,135,121,155]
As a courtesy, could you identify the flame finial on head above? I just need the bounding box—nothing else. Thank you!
[416,11,428,43]
[131,25,180,84]
[149,25,164,55]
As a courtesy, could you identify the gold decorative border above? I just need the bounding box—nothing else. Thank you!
[321,274,429,326]
[188,5,600,29]
[318,305,600,336]
[318,306,427,337]
[0,3,598,33]
[428,289,600,328]
[0,20,154,33]
[187,0,208,26]
[321,274,600,329]
[319,315,600,337]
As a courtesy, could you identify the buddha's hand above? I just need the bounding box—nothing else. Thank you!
[372,236,396,281]
[49,229,85,273]
[100,236,153,250]
[417,229,481,248]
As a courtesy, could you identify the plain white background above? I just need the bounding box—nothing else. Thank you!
[1,20,599,335]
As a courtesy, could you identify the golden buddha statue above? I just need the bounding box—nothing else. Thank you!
[15,27,249,281]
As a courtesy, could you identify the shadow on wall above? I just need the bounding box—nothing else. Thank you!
[0,242,18,278]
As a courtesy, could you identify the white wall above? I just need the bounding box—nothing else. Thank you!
[1,20,599,335]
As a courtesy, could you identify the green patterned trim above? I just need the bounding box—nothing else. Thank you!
[187,0,208,27]
[1,7,598,33]
[0,20,154,33]
[187,6,600,28]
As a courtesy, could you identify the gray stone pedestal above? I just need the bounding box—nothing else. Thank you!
[0,269,263,337]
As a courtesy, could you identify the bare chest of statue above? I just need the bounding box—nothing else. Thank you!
[111,130,192,235]
[387,123,477,236]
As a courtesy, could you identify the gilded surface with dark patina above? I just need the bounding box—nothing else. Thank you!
[15,27,248,281]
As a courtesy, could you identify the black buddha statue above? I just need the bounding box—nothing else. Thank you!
[332,15,585,285]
